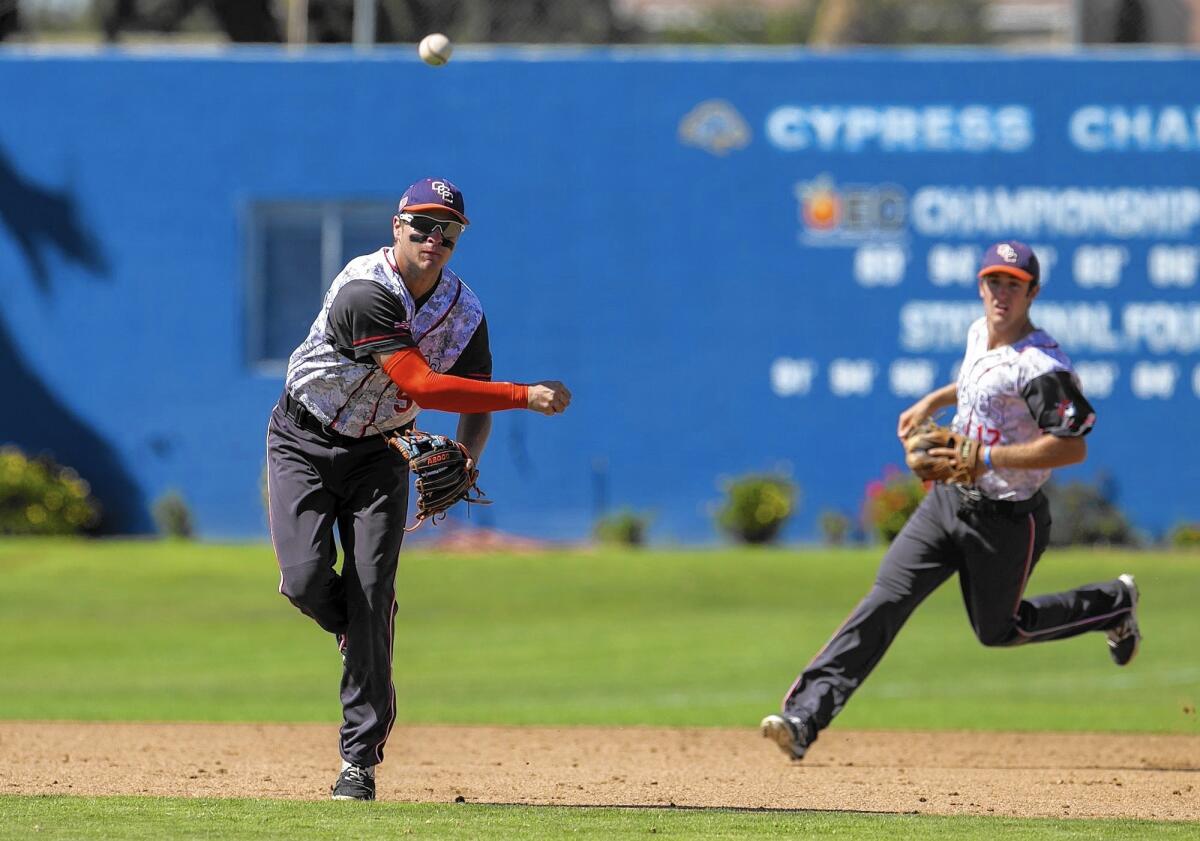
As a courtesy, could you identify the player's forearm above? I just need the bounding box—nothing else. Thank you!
[923,383,958,412]
[379,348,528,413]
[991,434,1086,470]
[456,413,492,462]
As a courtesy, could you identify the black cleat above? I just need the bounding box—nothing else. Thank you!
[1107,574,1141,667]
[760,713,815,760]
[331,764,376,801]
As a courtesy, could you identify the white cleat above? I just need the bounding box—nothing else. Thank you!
[760,713,813,761]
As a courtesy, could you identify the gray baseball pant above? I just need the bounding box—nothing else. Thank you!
[783,483,1135,732]
[266,401,409,767]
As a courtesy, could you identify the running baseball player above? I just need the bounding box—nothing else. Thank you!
[266,177,571,801]
[762,240,1141,761]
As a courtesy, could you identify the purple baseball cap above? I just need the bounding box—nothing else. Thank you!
[397,177,469,225]
[978,240,1039,283]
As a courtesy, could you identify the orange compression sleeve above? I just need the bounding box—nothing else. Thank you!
[382,348,528,413]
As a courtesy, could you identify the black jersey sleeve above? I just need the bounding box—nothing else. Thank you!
[444,315,494,380]
[326,280,417,362]
[1021,371,1096,437]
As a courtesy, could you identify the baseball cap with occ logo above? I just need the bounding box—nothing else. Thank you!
[397,177,469,225]
[978,240,1039,284]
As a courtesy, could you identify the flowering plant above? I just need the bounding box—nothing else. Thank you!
[861,466,926,543]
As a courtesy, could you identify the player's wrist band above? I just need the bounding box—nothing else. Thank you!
[983,446,994,470]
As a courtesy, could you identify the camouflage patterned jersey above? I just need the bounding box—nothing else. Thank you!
[285,248,491,437]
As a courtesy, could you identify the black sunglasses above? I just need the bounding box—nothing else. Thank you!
[399,212,464,249]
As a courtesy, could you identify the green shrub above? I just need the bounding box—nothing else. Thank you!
[593,508,651,547]
[1168,523,1200,549]
[152,490,194,540]
[1045,475,1136,547]
[0,445,99,535]
[818,509,853,546]
[861,466,926,543]
[715,474,798,545]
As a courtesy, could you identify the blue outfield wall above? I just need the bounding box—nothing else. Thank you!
[0,46,1197,541]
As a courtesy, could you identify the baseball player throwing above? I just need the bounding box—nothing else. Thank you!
[266,177,571,801]
[762,241,1141,761]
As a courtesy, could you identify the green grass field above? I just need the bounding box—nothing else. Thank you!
[0,539,1196,838]
[2,797,1195,841]
[0,539,1195,731]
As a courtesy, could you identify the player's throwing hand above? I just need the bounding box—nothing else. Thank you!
[527,381,572,415]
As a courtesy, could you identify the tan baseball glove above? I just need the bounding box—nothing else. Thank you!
[903,418,981,485]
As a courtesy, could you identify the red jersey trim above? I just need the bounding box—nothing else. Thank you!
[352,332,408,347]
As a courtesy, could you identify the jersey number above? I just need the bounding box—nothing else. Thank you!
[974,424,1001,445]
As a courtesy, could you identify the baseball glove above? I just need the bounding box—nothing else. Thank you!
[903,418,981,485]
[386,429,490,528]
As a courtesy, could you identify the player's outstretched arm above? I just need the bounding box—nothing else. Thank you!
[376,349,571,417]
[897,383,958,440]
[376,348,526,413]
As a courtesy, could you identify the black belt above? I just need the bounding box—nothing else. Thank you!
[954,486,1045,517]
[279,392,412,444]
[280,392,346,440]
[278,393,362,446]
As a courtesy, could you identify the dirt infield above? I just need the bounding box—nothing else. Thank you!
[1,722,1197,820]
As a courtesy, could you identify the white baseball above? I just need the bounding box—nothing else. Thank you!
[418,33,452,66]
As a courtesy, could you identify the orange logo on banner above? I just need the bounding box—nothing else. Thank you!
[803,189,841,230]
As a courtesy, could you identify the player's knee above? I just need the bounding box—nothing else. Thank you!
[974,622,1021,648]
[279,563,336,611]
[279,579,311,611]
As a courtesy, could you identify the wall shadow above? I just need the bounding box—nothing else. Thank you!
[0,146,147,532]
